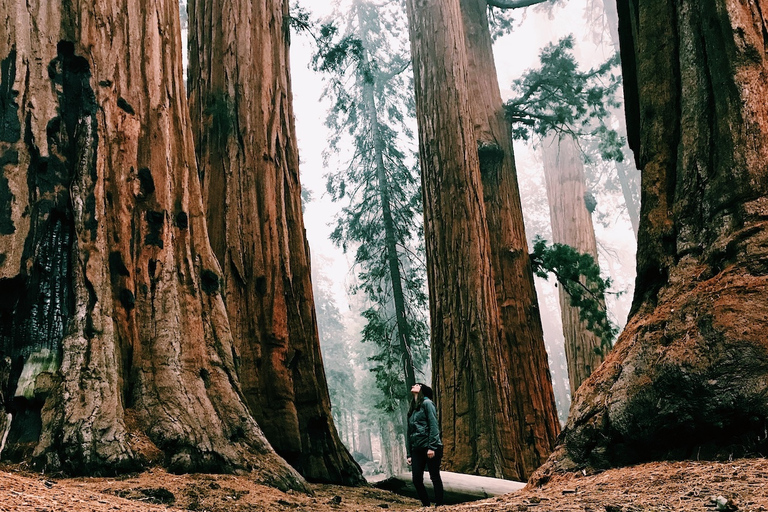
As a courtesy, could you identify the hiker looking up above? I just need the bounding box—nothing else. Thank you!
[406,382,444,507]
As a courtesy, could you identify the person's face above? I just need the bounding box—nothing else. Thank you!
[411,384,421,395]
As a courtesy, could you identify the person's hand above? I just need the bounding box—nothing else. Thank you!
[407,457,411,465]
[427,449,435,459]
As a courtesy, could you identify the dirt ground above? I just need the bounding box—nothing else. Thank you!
[0,458,767,512]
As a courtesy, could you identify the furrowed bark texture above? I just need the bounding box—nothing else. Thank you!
[460,0,560,480]
[405,0,526,478]
[542,134,607,397]
[533,0,768,480]
[187,0,363,485]
[0,0,306,489]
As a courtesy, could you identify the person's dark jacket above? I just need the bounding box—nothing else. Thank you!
[406,397,441,457]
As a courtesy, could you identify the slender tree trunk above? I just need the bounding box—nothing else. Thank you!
[542,134,607,396]
[359,49,416,390]
[405,0,529,479]
[0,0,305,488]
[357,423,373,461]
[533,0,768,480]
[460,0,560,479]
[379,422,392,476]
[187,0,363,485]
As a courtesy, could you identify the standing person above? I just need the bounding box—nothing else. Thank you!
[406,383,444,507]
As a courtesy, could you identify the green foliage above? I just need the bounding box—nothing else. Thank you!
[487,8,517,41]
[530,236,618,354]
[506,36,624,161]
[312,0,430,415]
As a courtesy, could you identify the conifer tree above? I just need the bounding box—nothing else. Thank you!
[315,0,430,412]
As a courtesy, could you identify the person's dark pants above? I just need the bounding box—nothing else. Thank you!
[411,446,444,506]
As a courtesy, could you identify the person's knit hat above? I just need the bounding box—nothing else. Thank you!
[419,383,433,400]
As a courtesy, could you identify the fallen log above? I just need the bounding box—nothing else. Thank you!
[372,470,525,505]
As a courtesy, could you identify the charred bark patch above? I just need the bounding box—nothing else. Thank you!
[477,141,504,168]
[0,276,23,351]
[49,39,100,231]
[109,251,130,277]
[174,211,188,229]
[119,289,135,310]
[0,149,18,234]
[49,42,97,146]
[0,48,21,235]
[0,48,21,143]
[148,259,157,278]
[1,40,102,460]
[137,167,155,198]
[3,398,43,462]
[144,210,165,248]
[117,97,135,115]
[200,269,220,294]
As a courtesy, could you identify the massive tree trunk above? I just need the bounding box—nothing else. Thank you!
[459,0,560,479]
[542,134,607,396]
[187,0,363,485]
[533,0,768,480]
[405,0,532,479]
[0,0,305,489]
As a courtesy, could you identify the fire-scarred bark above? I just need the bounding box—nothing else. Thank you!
[0,0,305,489]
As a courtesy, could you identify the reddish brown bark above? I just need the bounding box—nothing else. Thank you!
[533,0,768,480]
[460,0,560,479]
[0,0,305,489]
[405,0,536,479]
[187,0,363,485]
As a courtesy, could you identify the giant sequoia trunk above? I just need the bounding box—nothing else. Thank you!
[534,0,768,479]
[542,134,607,396]
[405,0,536,479]
[187,0,363,485]
[0,0,305,489]
[459,0,560,479]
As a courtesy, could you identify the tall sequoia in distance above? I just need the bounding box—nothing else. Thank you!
[187,0,364,485]
[405,0,530,479]
[534,0,768,479]
[0,0,306,489]
[542,134,607,396]
[459,0,560,479]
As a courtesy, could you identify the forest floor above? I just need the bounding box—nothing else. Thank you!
[0,458,767,512]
